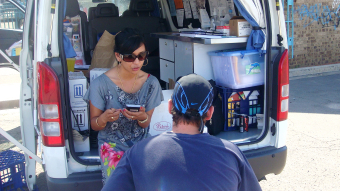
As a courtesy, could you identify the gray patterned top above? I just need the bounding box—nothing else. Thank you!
[83,74,164,151]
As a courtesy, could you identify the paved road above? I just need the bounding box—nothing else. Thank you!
[259,71,340,190]
[1,68,339,190]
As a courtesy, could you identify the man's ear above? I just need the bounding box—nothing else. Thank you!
[205,106,214,121]
[168,99,173,114]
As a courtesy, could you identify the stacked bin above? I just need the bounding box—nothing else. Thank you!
[0,150,26,191]
[209,49,265,132]
[217,85,263,131]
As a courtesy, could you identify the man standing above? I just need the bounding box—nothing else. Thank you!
[102,74,262,191]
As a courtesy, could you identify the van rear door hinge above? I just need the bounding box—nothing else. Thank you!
[271,123,276,136]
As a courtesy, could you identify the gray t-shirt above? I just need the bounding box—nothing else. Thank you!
[84,74,163,150]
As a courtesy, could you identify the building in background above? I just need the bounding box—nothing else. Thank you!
[285,0,340,69]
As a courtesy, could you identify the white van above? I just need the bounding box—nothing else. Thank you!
[12,0,289,190]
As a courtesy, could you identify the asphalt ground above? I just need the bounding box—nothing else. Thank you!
[0,68,339,190]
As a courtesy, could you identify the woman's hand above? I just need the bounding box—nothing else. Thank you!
[101,108,121,123]
[122,107,155,128]
[122,107,147,121]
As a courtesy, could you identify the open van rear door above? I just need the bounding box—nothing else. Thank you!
[0,0,42,190]
[19,0,42,190]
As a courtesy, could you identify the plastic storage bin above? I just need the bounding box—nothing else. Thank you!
[217,85,263,131]
[209,49,265,89]
[0,150,26,191]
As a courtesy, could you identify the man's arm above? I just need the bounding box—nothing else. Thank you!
[101,154,135,191]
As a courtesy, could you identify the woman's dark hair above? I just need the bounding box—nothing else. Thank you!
[114,28,146,54]
[170,107,208,128]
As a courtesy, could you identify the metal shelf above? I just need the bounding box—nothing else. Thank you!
[151,32,248,45]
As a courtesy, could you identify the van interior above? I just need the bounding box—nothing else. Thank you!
[63,0,267,163]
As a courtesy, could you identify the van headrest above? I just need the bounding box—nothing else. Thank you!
[65,0,80,17]
[95,3,119,17]
[131,0,154,12]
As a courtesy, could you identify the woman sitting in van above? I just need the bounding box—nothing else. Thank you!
[84,28,163,184]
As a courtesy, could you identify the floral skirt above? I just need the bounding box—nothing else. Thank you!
[99,141,126,185]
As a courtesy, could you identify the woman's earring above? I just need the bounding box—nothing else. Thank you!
[143,58,149,67]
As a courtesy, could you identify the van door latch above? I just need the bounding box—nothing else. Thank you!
[271,124,276,136]
[277,34,283,46]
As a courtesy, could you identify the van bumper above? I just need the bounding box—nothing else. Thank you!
[46,170,103,191]
[244,146,287,180]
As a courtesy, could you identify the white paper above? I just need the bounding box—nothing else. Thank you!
[208,0,236,18]
[226,0,236,16]
[199,9,211,29]
[238,21,252,36]
[189,0,199,19]
[169,0,177,16]
[176,9,185,27]
[183,0,192,19]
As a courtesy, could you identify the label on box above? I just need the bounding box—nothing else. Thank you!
[238,21,252,36]
[71,106,89,131]
[216,26,230,29]
[246,63,261,75]
[69,72,87,107]
[216,26,230,35]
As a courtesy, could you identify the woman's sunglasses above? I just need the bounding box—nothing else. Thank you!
[120,51,149,62]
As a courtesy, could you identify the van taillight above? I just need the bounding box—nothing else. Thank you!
[38,62,65,147]
[277,50,289,121]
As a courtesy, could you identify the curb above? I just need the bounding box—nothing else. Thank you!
[289,63,340,78]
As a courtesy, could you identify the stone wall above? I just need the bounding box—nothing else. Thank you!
[286,0,340,68]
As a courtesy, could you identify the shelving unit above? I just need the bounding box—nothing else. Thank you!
[151,32,248,84]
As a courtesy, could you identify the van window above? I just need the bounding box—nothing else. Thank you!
[79,0,131,17]
[0,0,26,29]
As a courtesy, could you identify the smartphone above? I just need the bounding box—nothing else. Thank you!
[126,104,141,112]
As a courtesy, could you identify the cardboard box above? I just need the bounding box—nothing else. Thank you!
[73,135,90,152]
[74,69,89,78]
[148,89,209,136]
[216,25,230,35]
[71,106,89,131]
[90,68,110,83]
[69,72,87,107]
[256,114,264,129]
[229,16,252,37]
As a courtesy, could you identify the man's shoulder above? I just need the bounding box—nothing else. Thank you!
[132,133,168,146]
[203,134,243,153]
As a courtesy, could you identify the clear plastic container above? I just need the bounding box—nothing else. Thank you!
[208,49,265,89]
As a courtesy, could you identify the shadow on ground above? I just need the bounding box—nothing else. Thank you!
[289,73,340,115]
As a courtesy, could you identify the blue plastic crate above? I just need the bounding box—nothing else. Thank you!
[217,85,264,131]
[0,150,27,191]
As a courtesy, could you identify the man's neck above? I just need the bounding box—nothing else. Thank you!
[171,123,201,135]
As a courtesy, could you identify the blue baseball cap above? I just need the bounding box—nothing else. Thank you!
[172,74,214,117]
